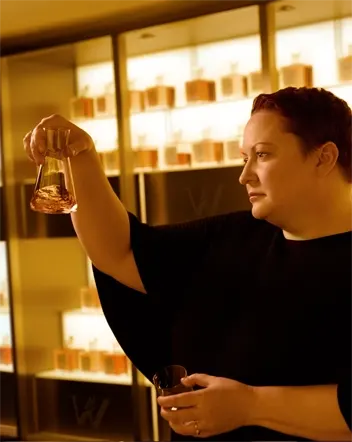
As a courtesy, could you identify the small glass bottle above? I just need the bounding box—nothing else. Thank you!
[0,335,12,366]
[247,70,264,96]
[164,131,191,167]
[95,83,116,117]
[144,76,176,110]
[70,86,95,119]
[102,342,128,376]
[80,286,101,310]
[338,45,352,83]
[30,128,77,214]
[0,290,9,309]
[134,134,158,169]
[280,53,313,88]
[129,80,145,113]
[185,68,216,104]
[53,336,80,371]
[221,63,248,99]
[192,128,224,164]
[79,339,101,373]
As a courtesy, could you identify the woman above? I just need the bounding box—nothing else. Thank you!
[24,87,351,441]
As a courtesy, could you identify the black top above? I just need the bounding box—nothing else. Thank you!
[93,211,351,441]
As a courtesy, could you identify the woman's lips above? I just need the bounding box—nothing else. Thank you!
[249,193,265,202]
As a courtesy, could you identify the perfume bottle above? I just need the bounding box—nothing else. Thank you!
[225,139,241,161]
[0,293,8,308]
[221,63,248,99]
[0,335,12,366]
[164,143,178,167]
[280,53,313,88]
[102,342,128,376]
[95,83,115,117]
[185,68,216,103]
[53,336,80,371]
[70,86,95,119]
[164,131,191,167]
[80,286,101,309]
[144,76,175,110]
[247,71,264,96]
[129,80,145,113]
[338,45,352,83]
[53,348,67,371]
[224,126,243,161]
[99,146,120,175]
[177,150,192,166]
[192,128,224,164]
[134,134,158,169]
[79,339,101,373]
[164,131,181,166]
[30,128,77,214]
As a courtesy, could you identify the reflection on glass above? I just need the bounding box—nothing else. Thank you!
[71,8,261,174]
[276,6,352,107]
[0,244,13,373]
[125,29,260,172]
[0,240,17,438]
[39,289,132,384]
[30,129,77,215]
[3,36,140,441]
[72,61,119,174]
[153,365,192,397]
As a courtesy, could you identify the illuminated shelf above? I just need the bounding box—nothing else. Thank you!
[22,171,120,184]
[82,159,244,175]
[63,307,103,316]
[21,160,243,184]
[0,424,17,438]
[72,96,253,124]
[0,363,14,372]
[61,308,125,353]
[27,431,108,442]
[72,114,116,124]
[36,369,152,387]
[136,158,243,174]
[36,369,133,385]
[105,168,120,177]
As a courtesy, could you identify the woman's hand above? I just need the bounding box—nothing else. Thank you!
[157,373,257,438]
[23,114,94,165]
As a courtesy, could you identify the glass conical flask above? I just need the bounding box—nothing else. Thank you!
[30,128,77,214]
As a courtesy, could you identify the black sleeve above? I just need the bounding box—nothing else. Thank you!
[337,368,352,430]
[92,268,170,381]
[92,210,251,380]
[127,211,247,303]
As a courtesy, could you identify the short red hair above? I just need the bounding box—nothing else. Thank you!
[251,87,352,182]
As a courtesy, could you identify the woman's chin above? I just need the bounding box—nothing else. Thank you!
[251,200,270,219]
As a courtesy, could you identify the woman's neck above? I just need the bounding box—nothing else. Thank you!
[283,187,352,241]
[282,202,352,241]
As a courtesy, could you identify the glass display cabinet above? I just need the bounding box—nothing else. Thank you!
[275,0,352,104]
[1,37,151,441]
[0,129,19,439]
[122,5,260,225]
[0,240,18,440]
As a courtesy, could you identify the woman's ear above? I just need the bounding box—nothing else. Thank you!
[315,142,339,177]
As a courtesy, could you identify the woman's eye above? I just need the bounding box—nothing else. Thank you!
[242,153,268,164]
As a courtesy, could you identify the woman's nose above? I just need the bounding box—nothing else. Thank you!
[239,162,257,186]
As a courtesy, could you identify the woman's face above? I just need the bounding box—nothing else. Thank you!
[239,110,319,226]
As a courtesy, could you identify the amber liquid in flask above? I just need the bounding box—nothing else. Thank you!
[30,128,77,214]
